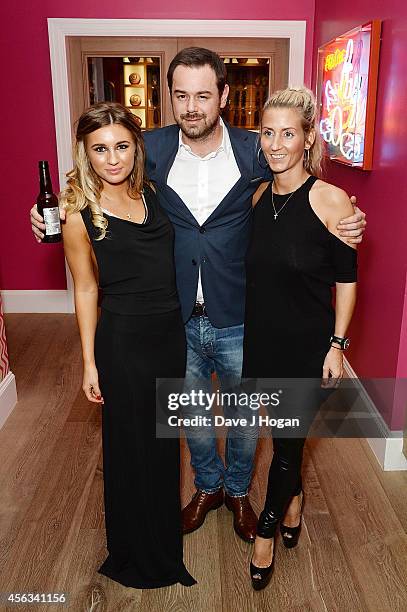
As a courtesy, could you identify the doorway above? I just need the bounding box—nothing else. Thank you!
[67,36,289,132]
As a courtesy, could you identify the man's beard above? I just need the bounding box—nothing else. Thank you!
[177,111,219,140]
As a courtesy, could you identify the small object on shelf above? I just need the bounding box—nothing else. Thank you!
[222,58,270,128]
[124,58,161,129]
[130,94,142,106]
[152,87,159,107]
[129,72,141,85]
[128,57,140,64]
[150,69,160,126]
[104,80,115,102]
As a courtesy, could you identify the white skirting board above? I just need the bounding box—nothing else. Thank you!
[0,372,17,430]
[343,358,407,471]
[1,290,74,313]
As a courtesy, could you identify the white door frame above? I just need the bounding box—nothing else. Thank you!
[47,18,306,311]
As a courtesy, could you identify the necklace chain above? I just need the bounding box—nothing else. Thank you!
[102,191,144,221]
[271,179,308,220]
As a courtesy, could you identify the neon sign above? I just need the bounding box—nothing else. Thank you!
[324,49,346,71]
[317,21,381,170]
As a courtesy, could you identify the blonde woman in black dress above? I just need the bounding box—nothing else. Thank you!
[60,103,195,589]
[243,88,357,590]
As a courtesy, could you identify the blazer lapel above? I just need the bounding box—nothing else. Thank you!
[151,125,199,225]
[203,125,257,224]
[153,125,179,184]
[228,124,255,180]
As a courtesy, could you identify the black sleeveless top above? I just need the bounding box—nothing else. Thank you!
[80,184,180,315]
[243,176,357,376]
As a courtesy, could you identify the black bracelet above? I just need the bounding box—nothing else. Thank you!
[330,344,344,350]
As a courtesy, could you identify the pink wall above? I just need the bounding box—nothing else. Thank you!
[0,1,315,291]
[312,1,407,429]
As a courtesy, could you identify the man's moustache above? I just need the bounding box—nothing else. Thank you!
[181,114,205,120]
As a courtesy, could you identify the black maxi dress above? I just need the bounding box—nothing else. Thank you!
[242,176,357,511]
[80,184,196,589]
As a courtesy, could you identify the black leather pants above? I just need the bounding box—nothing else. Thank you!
[256,380,329,539]
[257,436,305,538]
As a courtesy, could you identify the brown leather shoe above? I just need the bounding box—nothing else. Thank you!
[224,493,258,543]
[182,489,224,534]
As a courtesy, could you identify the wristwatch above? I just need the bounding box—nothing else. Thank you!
[330,335,350,350]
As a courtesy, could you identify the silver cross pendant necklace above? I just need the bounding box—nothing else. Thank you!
[271,179,307,220]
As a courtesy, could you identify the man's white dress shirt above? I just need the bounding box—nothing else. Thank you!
[167,118,241,303]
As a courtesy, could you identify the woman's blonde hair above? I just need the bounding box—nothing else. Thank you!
[262,87,323,177]
[59,102,146,239]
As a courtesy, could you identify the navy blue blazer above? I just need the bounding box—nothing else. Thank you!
[144,123,271,327]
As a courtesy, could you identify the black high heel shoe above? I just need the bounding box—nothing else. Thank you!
[250,538,275,591]
[250,509,278,591]
[280,490,305,549]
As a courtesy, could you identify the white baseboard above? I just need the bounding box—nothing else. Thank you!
[367,435,407,471]
[1,290,74,313]
[0,372,17,430]
[343,357,407,471]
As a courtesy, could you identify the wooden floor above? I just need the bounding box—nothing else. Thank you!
[1,314,406,612]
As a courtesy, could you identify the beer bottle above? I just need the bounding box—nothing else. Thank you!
[37,161,62,243]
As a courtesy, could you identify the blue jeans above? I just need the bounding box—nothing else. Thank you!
[183,316,258,497]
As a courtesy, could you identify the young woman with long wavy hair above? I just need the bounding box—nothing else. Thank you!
[61,102,195,589]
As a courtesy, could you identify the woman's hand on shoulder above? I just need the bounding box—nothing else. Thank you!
[311,181,357,248]
[83,363,104,403]
[321,346,344,388]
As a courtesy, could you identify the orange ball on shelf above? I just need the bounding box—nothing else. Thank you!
[130,94,142,106]
[129,73,141,85]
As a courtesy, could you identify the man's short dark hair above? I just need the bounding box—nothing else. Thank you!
[167,47,227,96]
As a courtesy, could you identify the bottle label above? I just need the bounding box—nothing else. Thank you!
[43,207,61,236]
